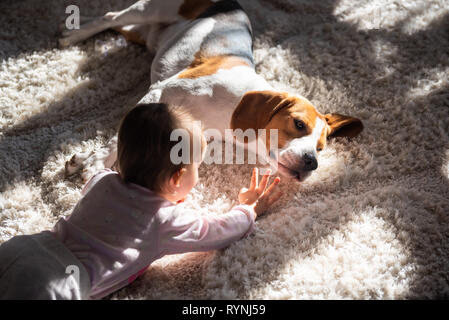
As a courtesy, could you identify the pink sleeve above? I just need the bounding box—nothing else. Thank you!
[81,169,114,195]
[157,204,256,255]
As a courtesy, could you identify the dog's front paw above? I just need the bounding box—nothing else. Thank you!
[65,136,118,182]
[81,167,96,184]
[64,152,92,178]
[65,154,83,177]
[80,147,116,183]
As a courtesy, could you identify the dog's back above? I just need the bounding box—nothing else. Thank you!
[151,0,254,83]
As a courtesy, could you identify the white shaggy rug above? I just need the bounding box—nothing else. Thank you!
[1,0,449,299]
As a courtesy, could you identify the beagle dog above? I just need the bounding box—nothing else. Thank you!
[60,0,363,182]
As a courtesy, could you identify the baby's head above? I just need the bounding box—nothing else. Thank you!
[117,103,206,202]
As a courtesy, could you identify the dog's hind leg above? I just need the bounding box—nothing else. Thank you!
[112,24,150,46]
[113,23,169,55]
[62,18,155,50]
[59,15,96,32]
[59,10,133,47]
[59,0,183,47]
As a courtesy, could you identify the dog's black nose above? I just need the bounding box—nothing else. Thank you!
[303,154,318,171]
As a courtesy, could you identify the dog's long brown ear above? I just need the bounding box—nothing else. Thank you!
[325,113,363,138]
[230,90,291,131]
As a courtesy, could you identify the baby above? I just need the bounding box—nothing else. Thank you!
[0,103,282,300]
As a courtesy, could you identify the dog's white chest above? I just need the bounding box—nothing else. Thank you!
[144,65,273,134]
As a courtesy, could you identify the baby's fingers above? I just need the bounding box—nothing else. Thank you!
[249,168,258,191]
[256,169,271,194]
[262,177,281,197]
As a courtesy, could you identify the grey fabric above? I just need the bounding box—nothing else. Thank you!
[0,231,91,300]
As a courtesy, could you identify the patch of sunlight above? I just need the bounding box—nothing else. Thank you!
[405,67,449,101]
[333,0,448,35]
[443,149,449,180]
[0,48,89,130]
[249,208,416,299]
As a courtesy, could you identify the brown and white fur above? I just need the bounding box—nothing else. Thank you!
[60,0,363,182]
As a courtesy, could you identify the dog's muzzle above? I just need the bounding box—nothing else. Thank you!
[271,148,318,182]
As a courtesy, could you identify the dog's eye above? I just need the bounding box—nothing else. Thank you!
[294,119,306,131]
[317,147,323,152]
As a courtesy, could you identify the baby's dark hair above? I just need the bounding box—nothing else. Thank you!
[117,103,205,193]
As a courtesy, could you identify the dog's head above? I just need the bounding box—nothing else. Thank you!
[230,90,363,181]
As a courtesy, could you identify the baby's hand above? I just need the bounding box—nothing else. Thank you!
[238,168,282,217]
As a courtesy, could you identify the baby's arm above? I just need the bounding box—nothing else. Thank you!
[156,168,282,256]
[156,204,256,255]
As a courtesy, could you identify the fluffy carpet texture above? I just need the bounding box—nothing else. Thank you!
[1,0,448,299]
